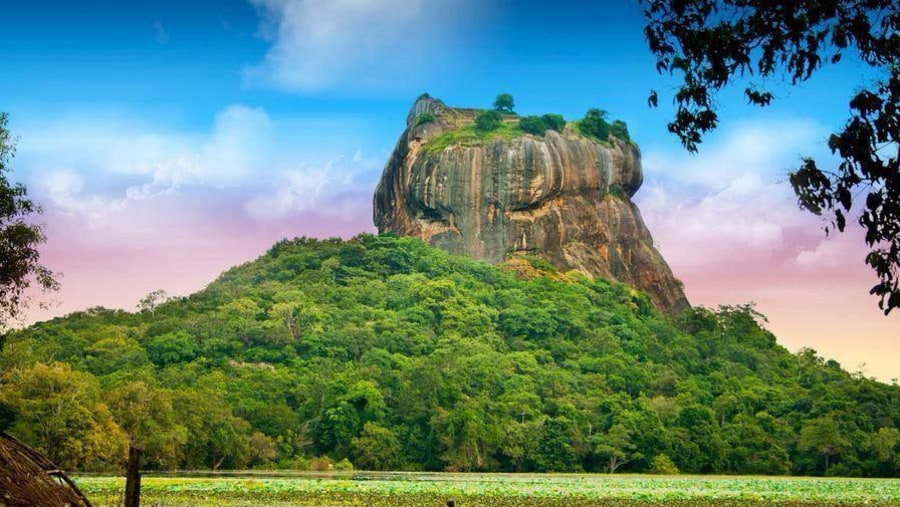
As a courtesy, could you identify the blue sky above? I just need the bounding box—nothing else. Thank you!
[1,0,896,380]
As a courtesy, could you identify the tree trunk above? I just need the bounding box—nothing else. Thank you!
[124,445,142,507]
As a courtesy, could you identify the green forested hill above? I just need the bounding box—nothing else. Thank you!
[1,234,898,476]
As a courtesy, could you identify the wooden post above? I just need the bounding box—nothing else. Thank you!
[124,445,142,507]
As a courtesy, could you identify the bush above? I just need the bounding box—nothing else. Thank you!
[146,331,197,367]
[519,114,568,136]
[578,108,611,141]
[416,92,431,101]
[475,110,503,132]
[610,119,631,143]
[648,454,679,474]
[493,93,515,113]
[309,456,333,471]
[519,115,548,135]
[542,113,566,132]
[333,458,354,471]
[415,113,435,126]
[606,184,626,199]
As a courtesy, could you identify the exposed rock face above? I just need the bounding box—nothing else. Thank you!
[374,98,689,315]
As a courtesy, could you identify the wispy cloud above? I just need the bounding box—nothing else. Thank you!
[638,119,833,271]
[245,151,379,220]
[243,0,478,92]
[17,105,380,326]
[126,105,274,200]
[153,21,170,44]
[638,119,898,379]
[17,105,380,232]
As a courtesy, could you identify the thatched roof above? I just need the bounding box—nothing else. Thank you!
[0,431,93,507]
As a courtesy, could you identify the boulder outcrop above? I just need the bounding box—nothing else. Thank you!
[374,97,689,314]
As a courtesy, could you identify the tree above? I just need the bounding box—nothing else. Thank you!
[798,417,848,472]
[541,113,567,132]
[592,423,641,473]
[351,422,401,470]
[475,110,503,132]
[873,427,900,472]
[609,120,631,143]
[0,113,57,335]
[518,116,548,136]
[578,109,611,141]
[84,336,149,376]
[247,431,277,468]
[269,301,302,342]
[643,0,900,313]
[493,93,515,113]
[0,362,128,471]
[145,331,198,367]
[137,289,168,313]
[105,381,188,469]
[648,454,679,474]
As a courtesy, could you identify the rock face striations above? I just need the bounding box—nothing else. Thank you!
[374,97,689,315]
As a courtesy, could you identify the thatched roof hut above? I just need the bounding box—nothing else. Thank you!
[0,431,93,507]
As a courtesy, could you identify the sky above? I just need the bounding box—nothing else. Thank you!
[1,0,896,381]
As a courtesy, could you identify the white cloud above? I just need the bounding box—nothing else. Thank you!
[637,119,832,270]
[641,119,823,189]
[126,105,273,199]
[244,0,472,92]
[245,152,380,220]
[18,105,374,227]
[33,169,128,227]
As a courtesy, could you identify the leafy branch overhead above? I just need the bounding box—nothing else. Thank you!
[643,0,900,314]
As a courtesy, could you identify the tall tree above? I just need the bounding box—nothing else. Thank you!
[642,0,900,313]
[798,417,848,473]
[593,423,641,473]
[0,113,58,335]
[493,93,516,113]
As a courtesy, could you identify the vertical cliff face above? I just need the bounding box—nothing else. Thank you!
[374,98,689,315]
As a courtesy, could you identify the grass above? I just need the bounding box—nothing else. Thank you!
[74,472,900,506]
[422,121,526,153]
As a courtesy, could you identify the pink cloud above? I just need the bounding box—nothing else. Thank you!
[28,184,375,324]
[639,120,899,382]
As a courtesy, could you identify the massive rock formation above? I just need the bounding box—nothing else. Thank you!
[374,97,689,314]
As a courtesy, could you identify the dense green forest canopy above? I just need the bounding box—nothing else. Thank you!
[0,234,898,476]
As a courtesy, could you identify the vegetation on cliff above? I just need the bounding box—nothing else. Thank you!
[1,235,898,476]
[419,95,632,153]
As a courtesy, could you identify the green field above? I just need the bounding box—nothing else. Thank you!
[74,472,900,506]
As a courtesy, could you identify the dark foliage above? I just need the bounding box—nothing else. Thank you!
[475,110,503,132]
[519,114,568,136]
[579,109,611,141]
[493,94,516,113]
[542,114,567,132]
[0,113,57,336]
[610,120,631,144]
[643,0,900,313]
[519,116,549,136]
[414,113,435,126]
[578,110,631,144]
